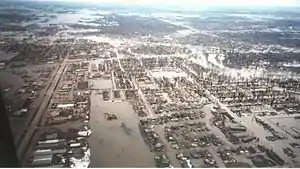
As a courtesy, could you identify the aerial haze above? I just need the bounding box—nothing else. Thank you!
[1,0,300,168]
[30,0,300,6]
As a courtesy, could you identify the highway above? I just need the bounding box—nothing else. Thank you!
[14,40,61,146]
[17,38,77,165]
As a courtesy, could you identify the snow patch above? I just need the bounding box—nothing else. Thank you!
[70,148,90,168]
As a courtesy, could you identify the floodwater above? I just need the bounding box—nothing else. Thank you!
[91,79,112,90]
[0,51,18,61]
[88,92,155,167]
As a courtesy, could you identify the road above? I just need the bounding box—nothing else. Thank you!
[115,49,124,72]
[15,65,60,147]
[111,70,116,90]
[132,79,155,118]
[17,38,77,165]
[14,41,61,146]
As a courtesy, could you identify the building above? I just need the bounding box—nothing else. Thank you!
[57,103,74,109]
[33,148,66,156]
[31,155,53,167]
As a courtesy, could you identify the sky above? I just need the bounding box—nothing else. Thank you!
[33,0,300,8]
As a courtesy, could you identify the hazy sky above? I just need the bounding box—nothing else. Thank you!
[36,0,300,7]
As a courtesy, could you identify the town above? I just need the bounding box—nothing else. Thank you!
[1,0,300,168]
